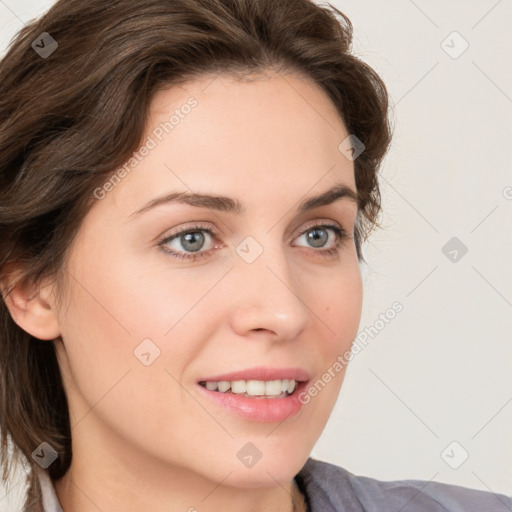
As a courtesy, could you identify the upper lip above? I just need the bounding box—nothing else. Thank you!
[198,366,311,383]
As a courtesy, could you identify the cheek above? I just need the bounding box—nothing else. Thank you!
[54,267,212,460]
[308,261,362,402]
[320,260,363,348]
[62,248,213,351]
[55,250,224,412]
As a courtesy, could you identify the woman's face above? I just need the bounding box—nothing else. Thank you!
[51,71,362,489]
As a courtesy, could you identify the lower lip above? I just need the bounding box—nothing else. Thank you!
[196,381,309,423]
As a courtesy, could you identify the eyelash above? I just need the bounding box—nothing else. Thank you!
[157,222,349,261]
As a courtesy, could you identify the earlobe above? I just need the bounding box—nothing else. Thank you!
[0,272,61,341]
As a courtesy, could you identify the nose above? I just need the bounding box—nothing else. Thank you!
[227,241,312,343]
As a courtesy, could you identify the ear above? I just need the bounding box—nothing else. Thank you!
[0,267,61,341]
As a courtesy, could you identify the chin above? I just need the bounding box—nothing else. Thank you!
[228,441,312,488]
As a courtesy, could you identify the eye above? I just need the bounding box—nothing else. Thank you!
[158,223,218,261]
[292,222,348,257]
[157,221,350,261]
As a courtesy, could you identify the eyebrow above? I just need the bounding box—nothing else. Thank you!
[129,183,358,218]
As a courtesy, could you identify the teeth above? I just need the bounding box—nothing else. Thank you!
[202,379,298,397]
[246,380,265,395]
[217,381,230,392]
[231,380,247,393]
[265,380,283,396]
[205,381,218,391]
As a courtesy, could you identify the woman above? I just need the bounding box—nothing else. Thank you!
[0,0,510,511]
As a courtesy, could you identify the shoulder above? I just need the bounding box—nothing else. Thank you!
[295,457,512,512]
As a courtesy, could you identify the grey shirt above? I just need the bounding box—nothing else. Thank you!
[295,458,512,511]
[37,457,512,511]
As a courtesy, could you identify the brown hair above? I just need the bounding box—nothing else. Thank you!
[0,0,392,509]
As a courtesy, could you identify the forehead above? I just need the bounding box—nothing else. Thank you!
[98,71,356,218]
[149,70,348,145]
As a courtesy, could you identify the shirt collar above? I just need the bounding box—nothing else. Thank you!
[36,467,63,512]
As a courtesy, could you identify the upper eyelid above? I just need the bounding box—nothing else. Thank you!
[159,218,347,242]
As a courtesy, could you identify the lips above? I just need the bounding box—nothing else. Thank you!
[197,366,311,383]
[195,366,312,422]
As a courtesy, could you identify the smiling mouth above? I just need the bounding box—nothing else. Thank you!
[198,378,299,398]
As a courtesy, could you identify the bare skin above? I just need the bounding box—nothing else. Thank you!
[5,70,362,511]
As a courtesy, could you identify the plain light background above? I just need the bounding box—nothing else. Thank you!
[1,0,511,509]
